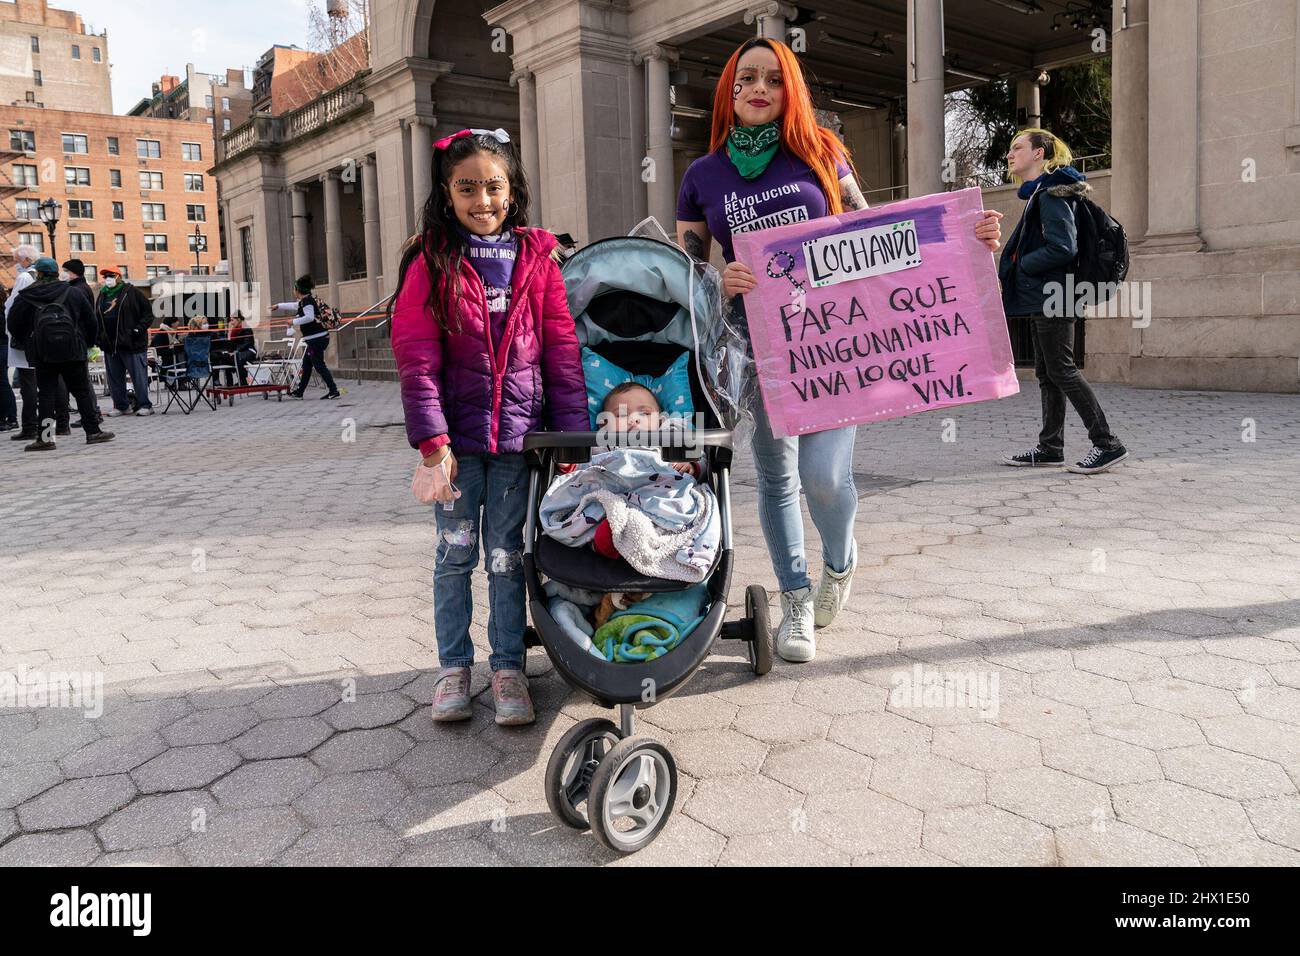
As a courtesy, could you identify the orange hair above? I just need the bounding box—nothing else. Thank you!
[708,38,855,215]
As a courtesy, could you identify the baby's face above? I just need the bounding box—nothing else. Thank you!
[604,385,660,432]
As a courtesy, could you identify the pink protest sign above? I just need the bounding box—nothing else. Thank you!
[731,186,1018,439]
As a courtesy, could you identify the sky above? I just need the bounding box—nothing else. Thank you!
[65,0,317,114]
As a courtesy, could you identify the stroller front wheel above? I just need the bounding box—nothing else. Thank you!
[746,584,774,676]
[545,717,621,830]
[588,736,677,854]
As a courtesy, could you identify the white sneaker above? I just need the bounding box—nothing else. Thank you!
[814,540,857,629]
[776,586,816,663]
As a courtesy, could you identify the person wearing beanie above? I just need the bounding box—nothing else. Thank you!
[95,267,155,416]
[270,274,340,399]
[7,257,112,450]
[61,259,95,312]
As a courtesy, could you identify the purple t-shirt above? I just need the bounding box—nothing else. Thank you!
[460,227,517,348]
[676,148,852,263]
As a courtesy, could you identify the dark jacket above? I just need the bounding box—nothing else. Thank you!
[96,282,153,353]
[7,278,97,359]
[68,276,95,312]
[998,166,1088,317]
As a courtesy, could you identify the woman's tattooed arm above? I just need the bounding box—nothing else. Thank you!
[839,175,869,212]
[677,222,712,262]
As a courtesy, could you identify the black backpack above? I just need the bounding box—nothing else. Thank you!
[31,289,86,363]
[1071,197,1129,295]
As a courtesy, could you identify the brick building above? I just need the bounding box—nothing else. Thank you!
[0,0,111,114]
[2,105,218,284]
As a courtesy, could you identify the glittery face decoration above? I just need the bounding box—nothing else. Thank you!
[452,176,508,188]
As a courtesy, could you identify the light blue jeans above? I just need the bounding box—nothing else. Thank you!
[432,452,529,672]
[735,297,858,593]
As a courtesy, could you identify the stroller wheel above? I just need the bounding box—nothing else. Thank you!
[588,736,677,854]
[544,718,621,830]
[746,584,774,676]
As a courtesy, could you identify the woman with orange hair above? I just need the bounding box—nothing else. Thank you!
[676,37,1003,663]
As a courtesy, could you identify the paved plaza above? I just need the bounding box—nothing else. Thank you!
[1,378,1298,866]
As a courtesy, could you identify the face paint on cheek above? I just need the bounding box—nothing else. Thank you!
[733,83,743,102]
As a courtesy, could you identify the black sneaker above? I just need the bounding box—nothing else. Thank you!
[321,391,341,400]
[1067,445,1128,475]
[10,430,36,441]
[24,438,56,452]
[288,391,304,400]
[86,431,116,445]
[1001,447,1064,467]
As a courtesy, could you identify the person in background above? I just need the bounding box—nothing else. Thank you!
[272,276,340,400]
[224,311,257,387]
[6,243,66,442]
[6,257,113,450]
[95,267,155,417]
[61,259,95,311]
[0,282,17,430]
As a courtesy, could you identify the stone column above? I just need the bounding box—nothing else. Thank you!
[510,69,543,227]
[905,0,945,198]
[361,155,382,305]
[744,1,796,41]
[1015,75,1042,129]
[641,45,677,233]
[1111,0,1149,245]
[320,170,344,310]
[290,186,310,282]
[1143,0,1202,251]
[409,118,435,217]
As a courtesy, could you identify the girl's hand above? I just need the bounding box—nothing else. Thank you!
[423,447,457,482]
[975,210,1004,253]
[722,261,758,298]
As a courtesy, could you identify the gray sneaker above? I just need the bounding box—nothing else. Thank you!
[135,407,155,416]
[430,667,472,722]
[491,669,535,726]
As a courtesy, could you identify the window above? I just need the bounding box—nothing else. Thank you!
[64,166,90,186]
[146,265,170,278]
[142,202,165,221]
[206,117,214,126]
[117,265,129,278]
[34,70,42,86]
[61,133,88,154]
[110,168,122,188]
[16,198,39,219]
[82,263,96,278]
[139,171,163,190]
[71,44,80,60]
[182,142,202,161]
[67,199,92,219]
[112,201,123,220]
[69,232,95,252]
[18,232,44,252]
[192,265,211,276]
[186,204,206,222]
[184,173,204,192]
[222,97,230,111]
[136,139,161,158]
[9,129,35,151]
[24,92,35,103]
[30,36,39,52]
[114,234,126,252]
[223,118,231,133]
[106,136,118,155]
[240,226,254,282]
[14,164,38,186]
[93,47,101,63]
[144,234,168,252]
[205,94,213,108]
[188,234,205,252]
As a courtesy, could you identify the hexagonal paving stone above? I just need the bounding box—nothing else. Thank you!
[17,774,137,831]
[1158,745,1296,801]
[1130,678,1242,719]
[1112,780,1255,848]
[1168,654,1275,692]
[0,809,16,844]
[211,758,322,809]
[923,805,1055,866]
[0,721,98,767]
[294,770,409,826]
[230,717,333,760]
[931,722,1041,771]
[132,744,241,794]
[1090,703,1204,750]
[1196,840,1300,866]
[1242,686,1300,726]
[1032,669,1132,709]
[803,787,923,857]
[311,727,414,773]
[280,822,404,867]
[395,738,502,788]
[179,807,304,866]
[869,753,985,811]
[322,692,417,732]
[96,790,220,851]
[384,783,510,845]
[1042,733,1162,785]
[60,733,168,778]
[1243,795,1300,851]
[790,674,887,716]
[480,801,600,865]
[987,766,1111,827]
[95,698,191,737]
[639,694,738,733]
[670,729,768,778]
[161,707,260,747]
[0,761,63,809]
[717,828,850,866]
[732,702,832,744]
[761,740,873,794]
[93,847,189,867]
[682,774,804,837]
[1198,714,1300,762]
[1055,820,1201,866]
[252,682,342,719]
[827,712,931,758]
[395,839,510,867]
[1072,646,1169,682]
[0,831,101,866]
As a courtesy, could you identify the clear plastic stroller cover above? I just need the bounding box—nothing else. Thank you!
[561,217,756,451]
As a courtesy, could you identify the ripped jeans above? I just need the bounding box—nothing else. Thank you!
[433,452,529,672]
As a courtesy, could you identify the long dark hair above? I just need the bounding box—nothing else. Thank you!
[388,132,531,332]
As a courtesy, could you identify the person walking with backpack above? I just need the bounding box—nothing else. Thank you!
[998,129,1128,475]
[5,243,69,442]
[95,267,155,416]
[6,257,113,451]
[272,276,340,400]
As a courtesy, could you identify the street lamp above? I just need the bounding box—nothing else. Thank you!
[38,197,61,260]
[193,222,207,273]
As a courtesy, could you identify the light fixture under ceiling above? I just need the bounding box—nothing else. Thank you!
[984,0,1043,14]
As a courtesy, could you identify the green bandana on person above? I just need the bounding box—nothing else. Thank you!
[727,122,780,180]
[100,279,123,300]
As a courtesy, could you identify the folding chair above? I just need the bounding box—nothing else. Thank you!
[160,335,218,414]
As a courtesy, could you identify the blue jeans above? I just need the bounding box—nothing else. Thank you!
[433,452,529,671]
[0,345,16,422]
[105,350,153,410]
[735,296,858,593]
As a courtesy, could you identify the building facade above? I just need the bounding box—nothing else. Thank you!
[0,0,111,114]
[2,106,219,283]
[213,0,1300,391]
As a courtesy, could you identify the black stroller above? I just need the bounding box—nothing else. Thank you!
[521,233,774,853]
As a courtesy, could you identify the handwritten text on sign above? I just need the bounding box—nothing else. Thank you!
[732,187,1018,439]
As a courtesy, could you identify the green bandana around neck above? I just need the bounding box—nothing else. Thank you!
[100,280,123,300]
[727,122,780,180]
